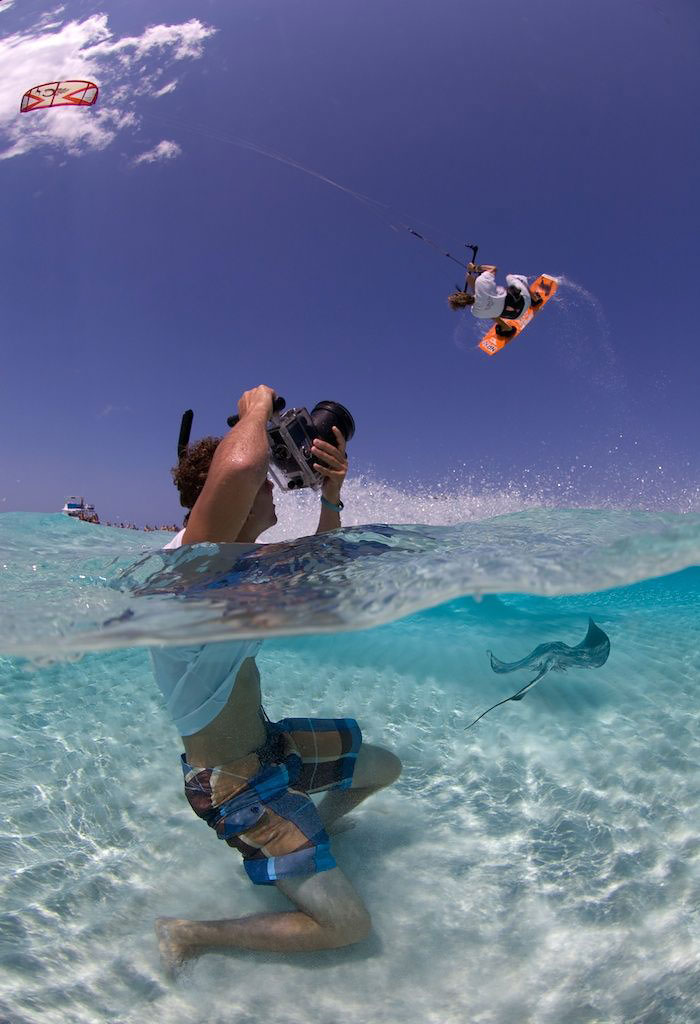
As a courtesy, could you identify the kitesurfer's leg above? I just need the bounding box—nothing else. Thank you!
[316,743,402,831]
[505,275,532,316]
[155,867,371,969]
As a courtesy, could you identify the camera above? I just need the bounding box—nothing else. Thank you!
[227,398,355,491]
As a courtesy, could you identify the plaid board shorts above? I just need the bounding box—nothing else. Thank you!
[181,716,362,885]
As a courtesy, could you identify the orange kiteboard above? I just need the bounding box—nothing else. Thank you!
[478,274,558,356]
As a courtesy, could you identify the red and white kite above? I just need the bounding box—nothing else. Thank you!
[20,80,99,113]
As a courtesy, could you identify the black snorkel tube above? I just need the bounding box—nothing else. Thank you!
[177,409,194,460]
[176,398,287,459]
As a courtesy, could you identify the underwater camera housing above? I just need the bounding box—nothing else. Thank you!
[226,399,355,491]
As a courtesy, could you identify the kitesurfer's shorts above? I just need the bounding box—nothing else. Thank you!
[503,274,532,319]
[181,716,362,885]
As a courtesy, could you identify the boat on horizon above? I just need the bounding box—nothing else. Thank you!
[61,496,99,522]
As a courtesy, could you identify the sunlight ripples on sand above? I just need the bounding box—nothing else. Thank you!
[1,500,699,1022]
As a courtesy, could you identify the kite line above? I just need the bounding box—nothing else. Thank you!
[141,109,472,271]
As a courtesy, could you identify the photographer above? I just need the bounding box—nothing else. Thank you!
[153,385,401,972]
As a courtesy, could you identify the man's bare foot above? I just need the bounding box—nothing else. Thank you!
[155,917,196,977]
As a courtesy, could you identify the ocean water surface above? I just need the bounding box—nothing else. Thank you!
[2,482,700,1024]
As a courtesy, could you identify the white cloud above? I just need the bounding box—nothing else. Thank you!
[0,13,216,161]
[86,19,215,62]
[152,80,178,98]
[133,139,181,166]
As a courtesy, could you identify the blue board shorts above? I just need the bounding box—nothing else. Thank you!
[181,716,362,885]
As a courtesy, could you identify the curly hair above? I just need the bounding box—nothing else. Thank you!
[448,290,475,311]
[171,435,222,510]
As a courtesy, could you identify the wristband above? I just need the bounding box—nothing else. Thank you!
[321,496,344,512]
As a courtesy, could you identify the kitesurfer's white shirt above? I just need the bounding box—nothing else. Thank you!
[149,528,262,736]
[471,270,507,319]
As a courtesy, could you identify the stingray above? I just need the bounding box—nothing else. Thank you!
[465,618,610,730]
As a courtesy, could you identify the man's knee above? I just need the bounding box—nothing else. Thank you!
[278,867,371,946]
[354,743,402,789]
[380,748,402,786]
[330,903,372,946]
[301,886,371,947]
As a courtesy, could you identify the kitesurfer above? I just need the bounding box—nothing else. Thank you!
[448,263,542,338]
[152,385,401,972]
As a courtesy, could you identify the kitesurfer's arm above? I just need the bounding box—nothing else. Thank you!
[313,426,348,534]
[464,263,477,295]
[183,385,276,545]
[465,262,497,294]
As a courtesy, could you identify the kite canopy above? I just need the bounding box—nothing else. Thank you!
[20,80,99,113]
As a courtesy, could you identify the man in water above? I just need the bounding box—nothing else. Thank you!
[448,262,541,338]
[153,384,401,971]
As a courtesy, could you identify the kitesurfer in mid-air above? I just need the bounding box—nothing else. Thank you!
[448,262,542,338]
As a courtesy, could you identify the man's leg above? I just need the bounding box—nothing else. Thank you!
[155,866,371,969]
[316,743,401,830]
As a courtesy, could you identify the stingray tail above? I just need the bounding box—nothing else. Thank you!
[464,666,549,730]
[509,665,548,699]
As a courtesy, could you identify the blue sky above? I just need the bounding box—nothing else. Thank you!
[1,0,699,523]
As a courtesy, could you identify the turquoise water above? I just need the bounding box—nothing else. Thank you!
[2,491,700,1023]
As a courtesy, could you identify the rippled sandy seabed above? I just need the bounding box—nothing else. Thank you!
[1,504,700,1023]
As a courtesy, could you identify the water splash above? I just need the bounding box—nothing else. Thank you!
[552,275,628,397]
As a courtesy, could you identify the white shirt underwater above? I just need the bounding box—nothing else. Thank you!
[149,528,262,736]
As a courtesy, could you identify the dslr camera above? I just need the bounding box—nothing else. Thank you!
[226,398,355,491]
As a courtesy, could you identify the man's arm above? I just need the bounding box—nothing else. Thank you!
[464,261,497,295]
[183,385,276,545]
[312,426,348,535]
[463,262,477,295]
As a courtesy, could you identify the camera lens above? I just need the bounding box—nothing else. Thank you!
[310,401,355,444]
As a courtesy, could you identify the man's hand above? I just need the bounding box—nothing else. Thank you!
[312,426,348,502]
[237,385,276,423]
